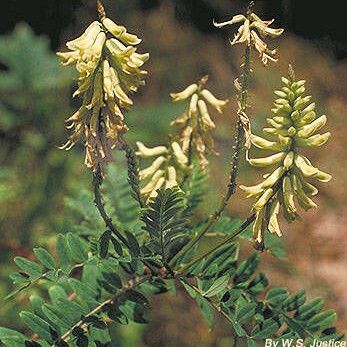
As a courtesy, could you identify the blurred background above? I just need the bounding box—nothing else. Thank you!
[0,0,346,346]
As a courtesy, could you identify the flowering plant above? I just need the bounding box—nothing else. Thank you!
[0,2,343,347]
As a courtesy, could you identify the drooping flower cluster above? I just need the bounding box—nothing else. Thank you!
[57,17,149,176]
[240,72,331,247]
[136,141,191,201]
[214,12,283,65]
[170,77,229,170]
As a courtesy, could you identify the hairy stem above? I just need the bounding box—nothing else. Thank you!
[122,142,144,208]
[52,274,150,346]
[93,167,130,248]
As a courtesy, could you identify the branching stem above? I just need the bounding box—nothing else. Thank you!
[52,274,150,346]
[176,214,256,275]
[169,40,253,268]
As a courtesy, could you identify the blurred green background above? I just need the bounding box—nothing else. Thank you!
[0,1,346,346]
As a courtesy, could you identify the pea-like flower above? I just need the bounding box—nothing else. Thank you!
[136,141,191,201]
[170,77,229,170]
[240,70,331,248]
[57,17,149,177]
[214,12,283,65]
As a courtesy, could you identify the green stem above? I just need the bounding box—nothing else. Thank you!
[169,45,252,268]
[175,214,256,275]
[93,168,130,247]
[52,274,150,346]
[180,278,251,338]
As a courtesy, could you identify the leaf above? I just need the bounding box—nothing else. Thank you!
[282,289,306,312]
[247,337,259,347]
[252,318,280,339]
[33,248,56,270]
[233,253,260,285]
[306,310,337,332]
[42,304,71,331]
[236,302,257,324]
[101,272,122,290]
[125,231,141,256]
[141,188,186,263]
[247,273,269,294]
[56,234,71,270]
[68,279,99,309]
[180,280,197,298]
[182,165,208,218]
[285,317,306,338]
[294,297,324,321]
[203,275,230,298]
[196,295,215,327]
[14,257,43,278]
[66,233,88,262]
[125,289,149,307]
[99,231,112,259]
[266,288,288,306]
[110,236,123,256]
[20,311,53,342]
[0,327,27,346]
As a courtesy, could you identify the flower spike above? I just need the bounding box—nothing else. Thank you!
[240,67,331,248]
[136,141,191,201]
[57,11,149,177]
[170,76,229,170]
[214,10,283,65]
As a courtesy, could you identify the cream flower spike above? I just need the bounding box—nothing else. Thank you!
[136,142,191,202]
[214,7,283,65]
[240,67,331,249]
[170,76,229,170]
[57,3,149,177]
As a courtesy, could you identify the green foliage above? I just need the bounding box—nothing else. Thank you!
[182,164,208,219]
[0,23,76,251]
[181,249,342,344]
[141,188,187,264]
[0,12,344,347]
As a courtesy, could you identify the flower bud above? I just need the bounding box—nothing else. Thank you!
[165,166,178,189]
[248,152,286,167]
[283,151,294,169]
[172,142,189,168]
[296,115,327,138]
[140,170,165,195]
[102,17,141,45]
[296,133,330,148]
[268,199,282,236]
[139,156,166,180]
[189,94,199,117]
[136,142,168,158]
[251,135,285,151]
[170,84,198,102]
[253,188,274,210]
[200,89,229,113]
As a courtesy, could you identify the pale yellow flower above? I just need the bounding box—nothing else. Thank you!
[240,70,331,246]
[57,17,149,176]
[214,12,283,65]
[170,77,228,170]
[136,142,190,201]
